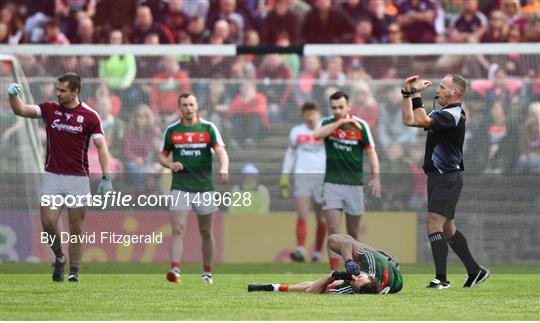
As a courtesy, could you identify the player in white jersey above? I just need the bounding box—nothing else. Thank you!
[280,101,326,262]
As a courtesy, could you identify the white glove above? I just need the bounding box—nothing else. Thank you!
[97,175,113,194]
[8,83,21,96]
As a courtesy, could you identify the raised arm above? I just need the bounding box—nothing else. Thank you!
[8,84,39,118]
[314,118,344,139]
[401,75,432,128]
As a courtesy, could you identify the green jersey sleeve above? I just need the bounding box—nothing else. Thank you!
[161,127,173,154]
[358,118,375,149]
[208,122,225,147]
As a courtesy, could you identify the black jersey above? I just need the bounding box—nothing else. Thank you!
[423,103,466,174]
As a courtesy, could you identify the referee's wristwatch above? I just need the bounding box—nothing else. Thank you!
[401,87,419,98]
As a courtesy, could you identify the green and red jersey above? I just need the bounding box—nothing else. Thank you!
[320,115,375,186]
[161,117,224,192]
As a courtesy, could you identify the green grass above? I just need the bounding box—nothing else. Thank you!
[1,263,539,320]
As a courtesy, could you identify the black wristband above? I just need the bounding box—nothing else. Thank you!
[102,175,110,180]
[412,97,424,110]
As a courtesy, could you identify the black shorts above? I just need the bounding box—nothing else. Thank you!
[427,171,463,219]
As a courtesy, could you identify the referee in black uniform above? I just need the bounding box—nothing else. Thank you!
[401,74,490,289]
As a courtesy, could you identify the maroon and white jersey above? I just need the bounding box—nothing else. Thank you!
[35,101,104,176]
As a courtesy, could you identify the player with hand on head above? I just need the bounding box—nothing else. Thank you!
[314,91,381,271]
[280,101,327,263]
[8,73,112,283]
[159,92,229,285]
[401,74,489,289]
[248,233,402,294]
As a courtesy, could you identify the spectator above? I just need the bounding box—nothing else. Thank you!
[229,55,256,80]
[140,0,168,19]
[183,0,210,18]
[207,0,248,33]
[42,18,70,45]
[289,0,311,22]
[261,0,300,45]
[276,32,300,78]
[72,16,97,44]
[201,78,231,137]
[227,12,244,44]
[448,0,488,43]
[0,22,8,44]
[257,54,293,122]
[159,0,189,42]
[408,145,427,211]
[212,19,231,43]
[99,29,137,119]
[150,55,191,125]
[229,163,270,215]
[295,56,322,106]
[0,3,24,44]
[301,0,353,43]
[481,10,508,42]
[518,102,540,173]
[380,143,410,211]
[187,15,210,44]
[367,0,396,42]
[338,0,365,27]
[94,0,136,34]
[319,56,346,88]
[55,0,96,40]
[242,28,262,68]
[123,104,161,194]
[193,35,233,78]
[130,5,174,44]
[229,81,268,147]
[349,81,379,131]
[502,0,529,30]
[350,16,378,44]
[472,66,524,172]
[377,85,417,148]
[396,0,437,43]
[94,87,125,161]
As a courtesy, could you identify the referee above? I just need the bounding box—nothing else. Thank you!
[401,74,489,289]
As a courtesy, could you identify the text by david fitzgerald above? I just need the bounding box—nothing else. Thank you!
[41,232,163,247]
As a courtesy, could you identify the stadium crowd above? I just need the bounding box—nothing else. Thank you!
[1,0,539,211]
[1,0,539,46]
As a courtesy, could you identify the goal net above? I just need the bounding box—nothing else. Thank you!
[1,43,538,265]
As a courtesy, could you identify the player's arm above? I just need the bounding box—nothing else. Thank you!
[313,118,346,139]
[304,274,336,293]
[158,151,183,172]
[94,136,114,193]
[280,139,296,197]
[401,75,431,128]
[214,145,229,185]
[8,84,39,118]
[366,147,381,198]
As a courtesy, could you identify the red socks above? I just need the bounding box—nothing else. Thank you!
[296,219,307,247]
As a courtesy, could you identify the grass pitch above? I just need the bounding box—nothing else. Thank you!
[1,263,538,320]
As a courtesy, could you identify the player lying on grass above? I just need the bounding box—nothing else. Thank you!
[248,234,403,294]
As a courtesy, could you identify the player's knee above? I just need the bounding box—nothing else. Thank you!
[171,223,186,236]
[327,225,340,235]
[199,227,213,240]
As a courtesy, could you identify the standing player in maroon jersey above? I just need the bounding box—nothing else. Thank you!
[8,73,112,282]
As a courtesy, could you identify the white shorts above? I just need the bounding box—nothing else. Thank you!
[322,182,365,216]
[293,174,324,204]
[170,190,218,215]
[40,172,91,208]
